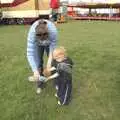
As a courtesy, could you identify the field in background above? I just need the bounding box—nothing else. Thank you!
[0,21,120,120]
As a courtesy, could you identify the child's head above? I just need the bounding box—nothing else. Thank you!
[53,47,66,62]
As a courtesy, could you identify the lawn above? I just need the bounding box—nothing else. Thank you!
[0,21,120,120]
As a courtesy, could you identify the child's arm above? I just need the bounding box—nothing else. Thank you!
[43,67,56,77]
[45,72,59,82]
[48,67,56,71]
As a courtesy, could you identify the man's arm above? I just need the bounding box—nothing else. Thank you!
[46,20,58,68]
[46,52,53,69]
[46,32,57,69]
[27,21,40,76]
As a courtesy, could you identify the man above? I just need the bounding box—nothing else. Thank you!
[27,19,58,93]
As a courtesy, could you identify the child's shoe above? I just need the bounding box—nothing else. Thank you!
[36,88,42,94]
[55,85,58,90]
[54,93,58,98]
[57,101,61,105]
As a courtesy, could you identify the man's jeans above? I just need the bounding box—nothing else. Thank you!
[37,46,49,88]
[38,45,49,75]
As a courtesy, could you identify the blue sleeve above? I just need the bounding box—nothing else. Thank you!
[47,20,58,53]
[27,21,40,72]
[49,32,57,52]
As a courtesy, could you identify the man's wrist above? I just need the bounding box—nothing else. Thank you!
[34,70,40,77]
[44,78,49,82]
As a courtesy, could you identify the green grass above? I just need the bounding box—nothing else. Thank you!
[0,21,120,120]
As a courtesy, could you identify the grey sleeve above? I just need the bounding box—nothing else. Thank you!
[57,63,72,74]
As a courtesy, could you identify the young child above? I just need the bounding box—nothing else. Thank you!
[45,47,73,105]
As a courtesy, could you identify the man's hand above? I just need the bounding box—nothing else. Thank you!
[28,70,40,82]
[43,68,51,77]
[34,70,40,79]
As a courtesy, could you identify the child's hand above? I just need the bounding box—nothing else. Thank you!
[44,78,49,82]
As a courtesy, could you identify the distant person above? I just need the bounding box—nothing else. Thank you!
[50,0,60,24]
[27,19,58,94]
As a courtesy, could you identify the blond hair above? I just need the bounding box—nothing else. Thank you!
[53,46,67,56]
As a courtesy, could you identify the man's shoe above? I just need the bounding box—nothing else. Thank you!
[28,76,37,82]
[36,88,42,94]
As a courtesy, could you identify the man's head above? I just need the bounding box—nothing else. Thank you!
[35,20,49,41]
[53,47,66,62]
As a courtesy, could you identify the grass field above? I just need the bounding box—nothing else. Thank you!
[0,21,120,120]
